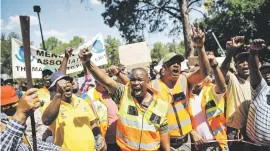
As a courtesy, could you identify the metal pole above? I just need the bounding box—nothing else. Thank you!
[37,12,46,50]
[19,16,37,151]
[38,13,46,50]
[212,32,226,56]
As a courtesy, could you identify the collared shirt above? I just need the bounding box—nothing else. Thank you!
[246,78,270,146]
[226,72,251,129]
[42,95,96,151]
[1,113,61,151]
[112,83,169,134]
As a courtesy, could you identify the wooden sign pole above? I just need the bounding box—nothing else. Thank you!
[19,15,37,151]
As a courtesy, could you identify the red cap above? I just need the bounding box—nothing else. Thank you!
[1,86,19,106]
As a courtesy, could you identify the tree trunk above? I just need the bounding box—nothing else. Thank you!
[178,0,194,58]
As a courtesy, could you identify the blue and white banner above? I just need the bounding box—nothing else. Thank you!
[12,33,108,79]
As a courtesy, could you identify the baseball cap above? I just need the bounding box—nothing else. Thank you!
[163,52,185,64]
[42,69,53,77]
[260,62,270,70]
[48,72,73,90]
[1,86,19,106]
[235,52,249,61]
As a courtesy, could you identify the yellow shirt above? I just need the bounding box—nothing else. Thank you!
[42,95,96,151]
[38,87,50,103]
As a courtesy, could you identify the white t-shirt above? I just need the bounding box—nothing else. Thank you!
[189,85,225,140]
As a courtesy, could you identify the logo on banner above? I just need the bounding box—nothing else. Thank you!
[92,40,104,53]
[15,46,35,63]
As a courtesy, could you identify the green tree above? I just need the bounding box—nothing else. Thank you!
[201,0,269,56]
[1,32,21,75]
[43,36,85,54]
[42,37,63,51]
[105,35,121,67]
[151,40,185,61]
[98,0,204,58]
[151,42,167,61]
[69,36,84,48]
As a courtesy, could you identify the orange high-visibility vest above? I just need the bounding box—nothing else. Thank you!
[200,84,227,149]
[151,75,193,137]
[116,84,168,151]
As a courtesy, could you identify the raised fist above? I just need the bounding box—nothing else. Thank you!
[106,65,119,76]
[65,47,74,58]
[78,48,92,64]
[226,36,245,52]
[191,25,205,47]
[250,39,266,51]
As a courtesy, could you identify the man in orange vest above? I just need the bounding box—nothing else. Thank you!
[151,26,211,150]
[189,55,228,151]
[78,48,170,151]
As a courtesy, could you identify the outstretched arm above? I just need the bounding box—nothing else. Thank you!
[249,39,265,89]
[42,80,68,126]
[78,48,118,95]
[187,25,211,86]
[209,55,226,94]
[58,48,73,73]
[221,36,244,83]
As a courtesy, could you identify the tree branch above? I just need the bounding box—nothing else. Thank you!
[189,7,207,18]
[139,0,181,19]
[188,0,201,8]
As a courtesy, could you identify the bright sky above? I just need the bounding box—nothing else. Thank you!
[1,0,205,47]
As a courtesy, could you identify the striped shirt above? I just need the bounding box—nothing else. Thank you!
[247,78,270,146]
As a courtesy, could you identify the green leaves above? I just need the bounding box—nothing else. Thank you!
[44,36,84,54]
[151,40,185,62]
[201,0,269,56]
[104,35,121,67]
[1,32,21,75]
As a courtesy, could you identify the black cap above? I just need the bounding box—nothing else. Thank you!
[235,52,249,62]
[42,69,53,77]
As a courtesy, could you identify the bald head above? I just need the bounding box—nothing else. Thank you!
[131,68,148,79]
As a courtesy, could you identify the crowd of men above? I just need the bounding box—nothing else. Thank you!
[1,26,270,151]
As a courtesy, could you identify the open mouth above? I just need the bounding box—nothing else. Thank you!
[132,87,142,95]
[65,88,72,95]
[243,69,249,74]
[172,68,180,75]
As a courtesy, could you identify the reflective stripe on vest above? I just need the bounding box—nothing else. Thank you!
[117,84,168,151]
[119,116,155,131]
[152,75,192,136]
[168,118,192,131]
[212,124,226,136]
[116,130,160,150]
[206,108,223,119]
[201,84,227,149]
